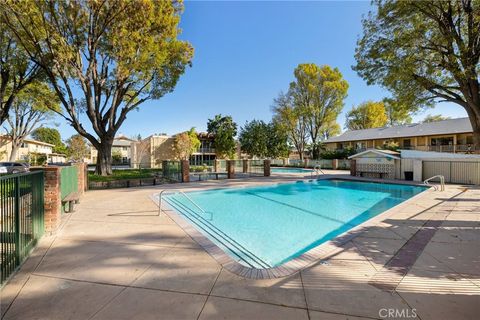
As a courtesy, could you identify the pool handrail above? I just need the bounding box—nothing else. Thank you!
[423,175,445,191]
[157,189,207,217]
[311,164,325,178]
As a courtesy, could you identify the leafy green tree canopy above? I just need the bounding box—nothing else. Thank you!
[239,120,289,158]
[320,120,341,141]
[239,120,269,158]
[423,114,452,123]
[31,127,66,154]
[289,64,348,158]
[66,134,89,161]
[6,81,59,161]
[272,92,308,160]
[345,101,388,130]
[3,0,194,175]
[207,114,237,159]
[0,11,43,125]
[354,0,480,148]
[173,127,201,160]
[383,98,413,126]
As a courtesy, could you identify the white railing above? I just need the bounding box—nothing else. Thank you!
[157,189,212,220]
[423,175,445,191]
[311,164,325,179]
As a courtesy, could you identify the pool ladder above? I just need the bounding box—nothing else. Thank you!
[311,164,325,178]
[157,189,212,219]
[423,175,445,191]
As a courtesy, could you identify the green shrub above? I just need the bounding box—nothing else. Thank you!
[320,147,355,159]
[377,141,399,152]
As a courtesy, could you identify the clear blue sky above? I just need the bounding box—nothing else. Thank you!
[54,0,467,140]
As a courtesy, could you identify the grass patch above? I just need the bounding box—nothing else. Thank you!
[88,169,162,182]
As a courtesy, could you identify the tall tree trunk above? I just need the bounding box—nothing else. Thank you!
[9,141,20,161]
[470,116,480,153]
[95,139,114,176]
[465,100,480,153]
[312,144,320,160]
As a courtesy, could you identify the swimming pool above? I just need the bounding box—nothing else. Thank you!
[271,167,313,173]
[161,179,426,269]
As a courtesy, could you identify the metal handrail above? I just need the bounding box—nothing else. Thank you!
[311,164,325,178]
[157,189,211,219]
[423,175,445,191]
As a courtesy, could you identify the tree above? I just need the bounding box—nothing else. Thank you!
[289,64,348,159]
[239,120,269,158]
[267,122,289,158]
[31,127,67,154]
[272,92,308,160]
[4,81,58,161]
[207,115,238,159]
[383,98,413,126]
[423,114,451,123]
[4,0,193,175]
[173,127,201,160]
[112,150,122,164]
[66,134,89,161]
[354,0,480,149]
[239,120,288,158]
[0,12,43,125]
[345,101,388,130]
[319,120,341,140]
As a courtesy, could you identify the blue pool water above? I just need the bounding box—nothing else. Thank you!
[271,167,313,173]
[163,179,426,268]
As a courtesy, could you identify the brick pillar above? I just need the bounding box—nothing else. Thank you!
[181,160,190,183]
[350,159,356,176]
[243,159,248,173]
[304,159,309,168]
[32,167,62,235]
[332,159,338,170]
[214,159,219,172]
[226,160,235,179]
[283,158,287,166]
[264,160,271,177]
[74,162,87,194]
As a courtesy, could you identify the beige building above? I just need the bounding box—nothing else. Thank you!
[132,132,238,168]
[0,136,65,163]
[132,134,176,168]
[90,135,137,165]
[324,117,476,154]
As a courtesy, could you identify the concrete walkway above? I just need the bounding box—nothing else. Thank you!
[1,174,479,319]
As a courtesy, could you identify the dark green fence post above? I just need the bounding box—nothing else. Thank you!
[14,176,21,265]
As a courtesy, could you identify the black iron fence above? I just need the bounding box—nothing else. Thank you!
[1,171,44,285]
[163,161,182,182]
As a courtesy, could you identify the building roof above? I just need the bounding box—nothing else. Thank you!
[325,117,472,143]
[112,139,133,147]
[23,138,55,147]
[115,134,136,142]
[400,149,480,159]
[348,149,401,160]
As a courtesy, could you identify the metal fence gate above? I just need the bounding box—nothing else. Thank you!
[1,171,44,285]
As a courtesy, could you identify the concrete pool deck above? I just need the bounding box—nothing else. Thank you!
[1,171,479,319]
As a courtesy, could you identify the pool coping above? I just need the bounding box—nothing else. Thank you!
[152,175,436,279]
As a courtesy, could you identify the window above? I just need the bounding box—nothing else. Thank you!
[431,137,453,146]
[355,142,365,150]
